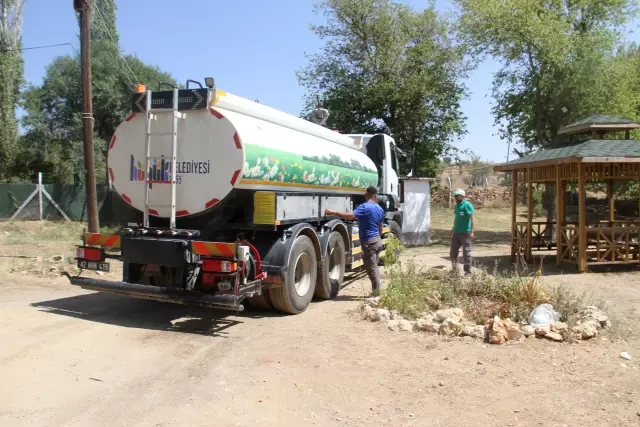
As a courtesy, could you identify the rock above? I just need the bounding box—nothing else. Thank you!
[535,324,550,336]
[459,325,486,340]
[573,322,598,339]
[389,311,402,320]
[398,319,416,332]
[387,320,400,332]
[521,325,535,337]
[504,319,522,341]
[551,322,569,333]
[435,308,464,322]
[544,331,564,342]
[377,309,391,322]
[415,319,439,333]
[365,296,381,308]
[486,317,508,345]
[578,306,610,329]
[620,352,632,361]
[361,305,380,322]
[439,317,462,336]
[420,312,436,323]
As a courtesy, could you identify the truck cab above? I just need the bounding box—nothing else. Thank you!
[346,134,401,198]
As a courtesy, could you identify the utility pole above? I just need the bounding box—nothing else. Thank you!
[75,0,99,232]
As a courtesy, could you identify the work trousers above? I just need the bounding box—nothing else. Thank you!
[362,236,383,292]
[450,232,472,274]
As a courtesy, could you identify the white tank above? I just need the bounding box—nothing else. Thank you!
[108,89,379,218]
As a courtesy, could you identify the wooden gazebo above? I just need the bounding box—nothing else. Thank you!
[495,115,640,272]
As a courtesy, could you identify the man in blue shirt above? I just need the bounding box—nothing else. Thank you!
[325,186,385,294]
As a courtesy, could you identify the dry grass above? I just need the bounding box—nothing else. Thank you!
[379,256,596,327]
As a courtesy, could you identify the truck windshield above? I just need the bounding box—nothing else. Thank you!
[390,144,399,174]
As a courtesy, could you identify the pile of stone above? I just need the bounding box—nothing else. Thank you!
[431,187,512,207]
[360,299,611,344]
[361,302,485,339]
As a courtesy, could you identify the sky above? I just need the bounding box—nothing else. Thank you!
[19,0,636,163]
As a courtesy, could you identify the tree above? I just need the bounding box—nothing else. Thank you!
[455,0,638,153]
[12,0,176,183]
[0,0,24,178]
[456,0,639,228]
[299,0,469,177]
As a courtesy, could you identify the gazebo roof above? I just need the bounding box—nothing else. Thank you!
[558,114,640,136]
[495,139,640,171]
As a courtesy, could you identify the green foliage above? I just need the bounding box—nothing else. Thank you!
[9,0,176,183]
[455,0,640,153]
[0,0,25,178]
[299,0,469,178]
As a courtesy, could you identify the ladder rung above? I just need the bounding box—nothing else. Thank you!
[147,132,176,137]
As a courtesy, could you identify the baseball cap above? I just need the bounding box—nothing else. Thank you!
[452,189,465,197]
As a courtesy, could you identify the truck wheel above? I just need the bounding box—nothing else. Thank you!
[270,235,317,314]
[315,231,345,299]
[246,290,273,311]
[380,220,403,266]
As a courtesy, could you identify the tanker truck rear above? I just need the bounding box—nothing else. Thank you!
[67,80,404,314]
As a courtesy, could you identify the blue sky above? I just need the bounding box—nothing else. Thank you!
[20,0,636,163]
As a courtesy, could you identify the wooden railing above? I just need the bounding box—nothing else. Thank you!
[516,221,640,266]
[559,224,640,265]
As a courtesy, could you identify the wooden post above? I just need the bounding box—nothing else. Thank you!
[556,165,563,265]
[578,164,587,272]
[625,130,630,139]
[527,168,533,262]
[607,179,615,226]
[511,169,518,261]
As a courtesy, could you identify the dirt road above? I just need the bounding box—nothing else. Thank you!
[1,244,640,427]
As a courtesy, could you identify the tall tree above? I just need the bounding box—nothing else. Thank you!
[299,0,469,177]
[0,0,24,178]
[13,0,176,183]
[455,0,638,152]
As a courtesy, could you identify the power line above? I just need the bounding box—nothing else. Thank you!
[0,42,73,53]
[92,5,140,85]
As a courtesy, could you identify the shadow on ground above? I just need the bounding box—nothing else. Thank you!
[429,228,512,246]
[31,292,278,337]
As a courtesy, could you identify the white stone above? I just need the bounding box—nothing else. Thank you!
[398,319,416,332]
[545,331,564,342]
[520,325,535,337]
[535,324,550,336]
[387,320,400,332]
[551,322,569,333]
[361,305,380,322]
[377,309,391,322]
[415,319,439,333]
[435,308,465,323]
[439,317,462,336]
[459,325,486,340]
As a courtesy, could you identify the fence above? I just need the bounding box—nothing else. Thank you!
[0,175,139,223]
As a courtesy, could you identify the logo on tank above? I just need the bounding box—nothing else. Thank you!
[129,155,211,183]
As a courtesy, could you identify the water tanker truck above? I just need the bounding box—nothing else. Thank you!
[67,80,404,314]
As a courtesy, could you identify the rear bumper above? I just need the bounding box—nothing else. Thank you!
[64,273,248,311]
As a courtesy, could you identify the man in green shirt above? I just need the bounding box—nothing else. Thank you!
[451,189,476,276]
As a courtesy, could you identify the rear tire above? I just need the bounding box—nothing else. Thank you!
[246,290,273,311]
[315,231,346,299]
[270,235,317,314]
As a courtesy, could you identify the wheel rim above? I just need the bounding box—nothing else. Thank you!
[294,252,312,297]
[328,245,342,282]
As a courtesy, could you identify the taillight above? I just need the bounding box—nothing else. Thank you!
[202,259,237,273]
[77,247,101,261]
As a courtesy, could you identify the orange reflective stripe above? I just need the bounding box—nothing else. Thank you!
[191,241,237,257]
[84,233,121,248]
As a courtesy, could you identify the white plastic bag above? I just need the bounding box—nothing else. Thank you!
[528,304,560,327]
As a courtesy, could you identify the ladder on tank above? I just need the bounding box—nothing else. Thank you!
[143,88,184,229]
